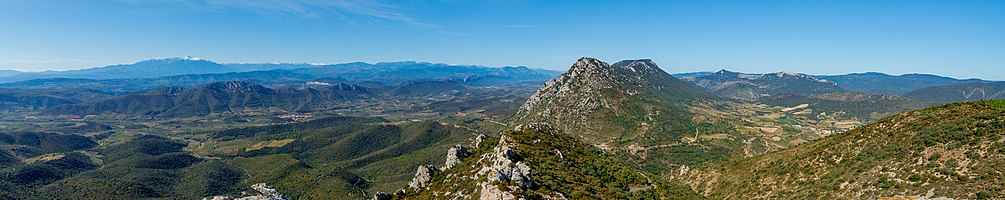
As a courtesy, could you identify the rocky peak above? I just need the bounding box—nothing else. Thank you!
[514,57,715,145]
[715,69,736,74]
[570,57,607,72]
[442,145,471,170]
[472,134,487,148]
[475,131,533,199]
[561,57,663,82]
[611,59,661,74]
[407,165,439,191]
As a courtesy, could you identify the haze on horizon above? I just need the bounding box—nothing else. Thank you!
[0,0,1002,80]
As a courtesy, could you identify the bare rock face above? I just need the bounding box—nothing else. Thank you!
[443,144,471,170]
[472,134,487,148]
[408,165,439,191]
[203,183,287,200]
[251,183,287,200]
[371,192,393,200]
[475,134,533,200]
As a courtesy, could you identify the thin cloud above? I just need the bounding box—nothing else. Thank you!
[137,0,434,28]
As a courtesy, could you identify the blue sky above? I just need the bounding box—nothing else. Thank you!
[0,0,1003,79]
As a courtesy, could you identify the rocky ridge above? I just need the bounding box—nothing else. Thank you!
[474,126,535,200]
[392,123,701,199]
[204,183,288,200]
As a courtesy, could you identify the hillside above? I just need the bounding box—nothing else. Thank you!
[380,80,469,97]
[816,72,988,95]
[759,92,928,121]
[196,116,474,199]
[683,100,1005,199]
[677,70,845,101]
[904,82,1005,103]
[0,70,314,93]
[0,131,100,199]
[40,135,242,199]
[400,124,703,199]
[0,115,475,199]
[40,81,370,117]
[0,88,111,112]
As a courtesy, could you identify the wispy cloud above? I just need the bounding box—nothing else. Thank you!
[127,0,433,28]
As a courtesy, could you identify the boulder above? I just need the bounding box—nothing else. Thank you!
[442,145,470,170]
[408,165,439,191]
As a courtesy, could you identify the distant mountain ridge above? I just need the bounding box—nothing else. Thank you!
[0,70,313,94]
[0,57,270,82]
[288,61,559,85]
[40,81,371,117]
[904,81,1005,103]
[0,57,561,92]
[815,72,989,95]
[676,70,844,101]
[0,70,22,78]
[0,88,112,112]
[674,71,993,101]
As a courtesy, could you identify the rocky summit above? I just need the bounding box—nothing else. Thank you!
[514,57,716,146]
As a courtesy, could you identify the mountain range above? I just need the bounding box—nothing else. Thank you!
[676,70,844,101]
[3,57,1000,105]
[815,72,989,95]
[0,57,561,92]
[0,57,312,83]
[39,81,371,117]
[676,70,1005,104]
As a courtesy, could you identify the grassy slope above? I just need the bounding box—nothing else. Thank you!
[407,127,703,199]
[687,100,1005,199]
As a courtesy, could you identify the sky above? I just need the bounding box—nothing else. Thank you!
[0,0,1003,79]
